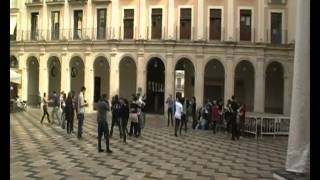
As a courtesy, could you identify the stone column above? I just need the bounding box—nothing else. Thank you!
[257,0,265,43]
[60,51,70,93]
[86,0,93,39]
[137,52,146,94]
[224,56,234,106]
[19,53,28,101]
[41,1,48,40]
[285,0,309,173]
[194,54,204,109]
[197,0,204,40]
[84,51,94,112]
[254,58,265,113]
[226,0,234,41]
[167,0,175,40]
[39,52,48,95]
[111,0,119,39]
[283,71,292,116]
[165,53,174,113]
[63,1,70,39]
[109,51,119,98]
[139,0,146,40]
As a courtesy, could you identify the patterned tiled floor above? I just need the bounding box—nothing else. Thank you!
[10,108,289,180]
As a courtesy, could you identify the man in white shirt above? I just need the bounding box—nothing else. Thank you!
[174,97,183,137]
[77,86,88,139]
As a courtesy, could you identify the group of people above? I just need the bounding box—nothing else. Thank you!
[39,86,147,153]
[166,94,246,141]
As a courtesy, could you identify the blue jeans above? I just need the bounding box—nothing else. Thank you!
[77,113,84,138]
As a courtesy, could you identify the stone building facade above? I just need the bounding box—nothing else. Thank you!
[10,0,296,115]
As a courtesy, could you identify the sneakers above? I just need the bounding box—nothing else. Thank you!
[106,149,113,153]
[98,149,104,152]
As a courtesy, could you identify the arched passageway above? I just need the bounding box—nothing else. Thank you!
[234,60,254,111]
[265,62,284,114]
[10,56,18,69]
[174,58,195,100]
[119,56,137,100]
[146,58,165,114]
[70,56,84,95]
[204,59,225,104]
[27,56,39,105]
[93,56,110,103]
[47,56,61,95]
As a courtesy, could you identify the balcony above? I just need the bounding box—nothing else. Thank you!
[68,0,87,5]
[91,0,111,4]
[25,0,43,7]
[46,0,65,6]
[268,0,286,5]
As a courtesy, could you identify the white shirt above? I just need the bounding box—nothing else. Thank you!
[78,92,85,114]
[174,101,183,120]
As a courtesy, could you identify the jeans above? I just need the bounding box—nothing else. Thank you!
[41,105,51,124]
[174,118,181,136]
[121,117,128,142]
[180,114,187,134]
[98,120,110,151]
[110,114,122,138]
[167,107,173,126]
[77,113,84,138]
[51,106,60,125]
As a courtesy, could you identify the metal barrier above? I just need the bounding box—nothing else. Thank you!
[244,116,259,139]
[261,117,276,138]
[274,117,290,135]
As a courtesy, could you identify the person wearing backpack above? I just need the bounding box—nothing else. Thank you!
[109,95,123,138]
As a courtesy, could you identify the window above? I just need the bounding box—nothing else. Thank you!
[97,8,106,39]
[73,10,83,40]
[209,9,222,40]
[151,8,162,39]
[51,11,60,40]
[180,8,191,40]
[271,12,282,44]
[123,9,134,39]
[177,78,182,89]
[31,12,39,40]
[10,16,17,41]
[240,9,252,41]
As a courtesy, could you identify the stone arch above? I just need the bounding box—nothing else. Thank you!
[47,56,61,95]
[174,57,195,100]
[93,56,110,102]
[119,56,137,100]
[69,56,85,94]
[10,55,19,69]
[204,59,225,103]
[26,56,39,105]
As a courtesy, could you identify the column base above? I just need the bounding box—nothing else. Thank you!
[273,169,310,180]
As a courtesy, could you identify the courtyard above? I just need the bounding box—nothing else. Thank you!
[10,108,288,180]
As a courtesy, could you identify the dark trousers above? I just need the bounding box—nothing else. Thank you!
[212,121,217,134]
[98,121,110,151]
[231,118,240,140]
[167,107,173,126]
[66,116,73,134]
[239,120,245,136]
[129,121,139,137]
[41,105,51,124]
[77,113,84,138]
[192,114,197,129]
[174,118,181,136]
[121,117,128,142]
[180,114,187,134]
[110,114,122,138]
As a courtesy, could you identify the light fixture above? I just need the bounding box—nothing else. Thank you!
[99,59,104,66]
[272,67,277,72]
[52,60,56,67]
[242,66,247,71]
[154,61,158,68]
[75,61,80,66]
[213,65,217,69]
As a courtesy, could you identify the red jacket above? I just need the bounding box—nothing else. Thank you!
[211,105,220,122]
[239,107,246,122]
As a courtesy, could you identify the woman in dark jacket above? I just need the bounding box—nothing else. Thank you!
[120,98,129,143]
[65,92,74,134]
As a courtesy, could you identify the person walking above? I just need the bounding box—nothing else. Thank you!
[65,92,74,134]
[60,92,67,129]
[110,95,123,138]
[129,95,140,137]
[230,96,240,140]
[40,92,51,124]
[211,100,220,134]
[166,94,174,127]
[77,86,88,139]
[120,98,129,143]
[174,97,183,137]
[96,94,112,153]
[51,91,60,125]
[137,93,146,135]
[179,97,187,134]
[238,103,246,137]
[191,97,197,129]
[71,91,76,134]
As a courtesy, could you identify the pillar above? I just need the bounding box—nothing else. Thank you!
[227,0,234,41]
[84,52,94,112]
[285,0,309,173]
[111,0,119,39]
[19,53,28,101]
[137,52,146,94]
[257,0,265,42]
[283,70,292,116]
[165,53,174,113]
[167,0,175,39]
[224,56,234,106]
[42,1,48,40]
[86,0,93,39]
[254,58,265,112]
[63,1,70,40]
[60,52,70,93]
[109,51,119,98]
[139,0,146,39]
[197,0,204,40]
[39,53,48,95]
[195,54,204,109]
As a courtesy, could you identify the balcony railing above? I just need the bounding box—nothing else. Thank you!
[25,0,43,7]
[265,29,288,45]
[46,0,65,5]
[68,0,87,5]
[268,0,286,5]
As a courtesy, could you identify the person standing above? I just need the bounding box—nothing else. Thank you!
[230,96,240,140]
[110,95,123,138]
[120,98,129,143]
[191,97,197,129]
[180,97,187,134]
[71,91,76,134]
[137,93,146,135]
[65,92,74,134]
[60,92,67,129]
[129,95,140,137]
[174,97,183,137]
[51,91,60,125]
[96,94,112,153]
[211,100,220,134]
[77,87,88,139]
[40,92,51,124]
[166,94,174,127]
[238,103,246,137]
